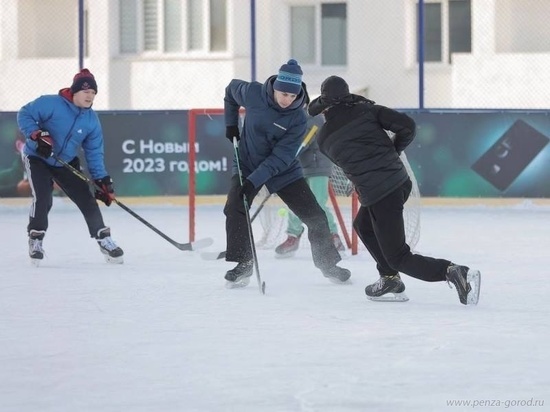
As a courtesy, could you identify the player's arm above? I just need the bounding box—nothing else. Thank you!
[246,119,307,188]
[224,79,250,127]
[374,105,416,154]
[17,96,55,138]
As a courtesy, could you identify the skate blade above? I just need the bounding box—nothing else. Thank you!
[466,269,481,305]
[225,277,251,289]
[274,251,296,259]
[366,292,409,302]
[30,258,42,267]
[327,276,351,284]
[104,255,124,264]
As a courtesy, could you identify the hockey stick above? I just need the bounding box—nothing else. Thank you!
[295,124,318,156]
[52,155,213,252]
[233,137,266,294]
[250,192,272,222]
[201,125,318,261]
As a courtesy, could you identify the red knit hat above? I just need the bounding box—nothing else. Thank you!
[70,68,98,94]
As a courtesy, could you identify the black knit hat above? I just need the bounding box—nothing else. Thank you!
[320,75,350,102]
[70,68,98,94]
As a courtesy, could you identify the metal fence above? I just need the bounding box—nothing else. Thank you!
[1,0,549,111]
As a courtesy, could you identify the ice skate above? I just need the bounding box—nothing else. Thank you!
[446,264,481,305]
[365,274,409,302]
[96,227,124,264]
[225,261,254,289]
[275,234,301,259]
[321,265,351,283]
[28,230,46,267]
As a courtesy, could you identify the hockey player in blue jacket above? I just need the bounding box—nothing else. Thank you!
[222,59,350,287]
[17,68,123,265]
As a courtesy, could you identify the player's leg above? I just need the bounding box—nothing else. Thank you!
[275,184,305,258]
[24,156,54,264]
[278,178,350,282]
[53,158,123,263]
[371,180,449,282]
[223,175,260,286]
[308,176,344,250]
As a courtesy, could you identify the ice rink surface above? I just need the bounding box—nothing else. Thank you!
[1,199,549,412]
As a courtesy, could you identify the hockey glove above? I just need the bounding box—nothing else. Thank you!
[239,179,255,202]
[226,125,240,143]
[94,175,115,206]
[30,130,53,158]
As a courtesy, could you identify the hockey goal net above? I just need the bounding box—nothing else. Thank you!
[253,152,421,255]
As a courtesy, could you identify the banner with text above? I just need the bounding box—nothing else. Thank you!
[1,110,548,198]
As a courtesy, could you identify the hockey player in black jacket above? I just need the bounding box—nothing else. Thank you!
[308,76,481,305]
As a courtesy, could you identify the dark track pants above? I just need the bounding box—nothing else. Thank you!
[353,179,450,282]
[24,155,106,238]
[224,175,341,271]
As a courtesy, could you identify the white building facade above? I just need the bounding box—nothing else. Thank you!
[1,0,549,111]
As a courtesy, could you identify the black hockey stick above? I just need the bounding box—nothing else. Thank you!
[233,137,265,294]
[52,154,213,251]
[250,192,272,222]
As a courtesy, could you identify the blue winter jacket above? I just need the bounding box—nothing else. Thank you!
[17,89,108,179]
[224,75,308,193]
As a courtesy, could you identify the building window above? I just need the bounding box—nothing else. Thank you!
[448,0,471,61]
[164,0,182,52]
[18,0,79,58]
[291,2,347,66]
[187,0,203,51]
[210,0,227,51]
[416,0,471,63]
[119,0,227,55]
[84,8,90,57]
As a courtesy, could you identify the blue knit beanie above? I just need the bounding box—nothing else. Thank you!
[273,59,303,94]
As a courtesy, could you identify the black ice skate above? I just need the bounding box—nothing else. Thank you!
[96,227,124,264]
[365,274,409,302]
[275,234,301,259]
[28,230,46,267]
[225,261,254,288]
[446,264,481,305]
[321,265,351,283]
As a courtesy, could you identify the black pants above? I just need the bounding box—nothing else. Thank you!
[24,155,106,238]
[223,175,341,271]
[353,179,450,282]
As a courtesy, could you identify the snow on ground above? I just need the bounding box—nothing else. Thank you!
[1,198,549,412]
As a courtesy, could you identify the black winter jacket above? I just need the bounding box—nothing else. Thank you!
[310,95,415,206]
